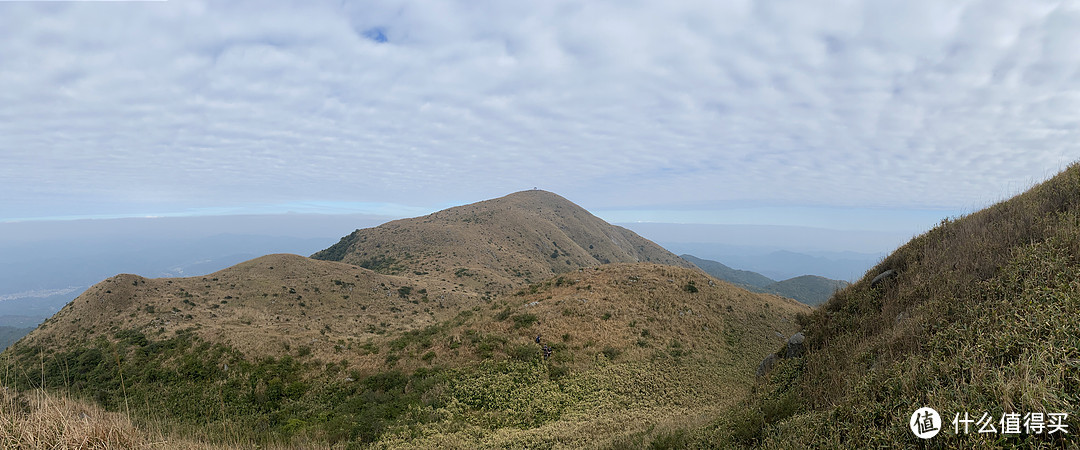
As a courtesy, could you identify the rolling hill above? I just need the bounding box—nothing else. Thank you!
[682,254,848,306]
[1,190,806,448]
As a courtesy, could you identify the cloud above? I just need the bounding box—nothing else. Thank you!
[1,0,1079,222]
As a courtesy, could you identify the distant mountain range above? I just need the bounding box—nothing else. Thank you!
[681,254,848,306]
[0,326,32,351]
[656,242,883,281]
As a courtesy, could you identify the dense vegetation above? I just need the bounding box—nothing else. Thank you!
[1,327,493,446]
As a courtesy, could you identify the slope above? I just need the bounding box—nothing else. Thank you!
[312,190,695,292]
[1,262,808,448]
[11,254,473,364]
[691,164,1080,447]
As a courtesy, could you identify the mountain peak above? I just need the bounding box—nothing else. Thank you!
[313,190,694,291]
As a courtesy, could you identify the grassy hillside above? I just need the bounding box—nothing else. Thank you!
[687,164,1080,447]
[312,190,695,292]
[13,254,471,364]
[684,254,848,306]
[1,263,806,448]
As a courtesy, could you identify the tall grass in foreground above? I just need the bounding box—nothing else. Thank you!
[0,387,152,449]
[0,387,349,449]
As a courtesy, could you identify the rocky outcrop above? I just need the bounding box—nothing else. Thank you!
[870,269,896,287]
[756,353,779,377]
[758,331,806,378]
[786,332,805,358]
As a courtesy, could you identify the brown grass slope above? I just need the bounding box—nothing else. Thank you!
[379,262,810,376]
[370,262,810,448]
[18,253,472,365]
[694,164,1080,448]
[311,190,695,293]
[4,260,808,448]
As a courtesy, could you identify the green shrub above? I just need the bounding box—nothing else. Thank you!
[508,344,539,361]
[601,346,620,361]
[495,308,512,321]
[511,313,537,329]
[683,280,698,293]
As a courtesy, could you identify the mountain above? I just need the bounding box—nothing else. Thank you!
[683,164,1080,447]
[661,242,882,281]
[312,190,695,292]
[763,275,847,306]
[2,190,804,448]
[680,254,776,288]
[682,254,848,306]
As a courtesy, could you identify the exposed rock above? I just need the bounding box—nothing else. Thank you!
[870,269,897,287]
[786,332,805,358]
[757,353,779,378]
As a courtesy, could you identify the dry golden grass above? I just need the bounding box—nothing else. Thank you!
[0,387,152,449]
[0,387,350,450]
[481,263,807,367]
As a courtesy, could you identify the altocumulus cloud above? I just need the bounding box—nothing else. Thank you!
[1,0,1079,220]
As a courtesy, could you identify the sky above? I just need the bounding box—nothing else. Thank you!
[3,0,1080,254]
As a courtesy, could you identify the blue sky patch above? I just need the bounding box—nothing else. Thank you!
[363,27,388,43]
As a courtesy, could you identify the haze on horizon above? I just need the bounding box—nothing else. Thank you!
[4,1,1080,257]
